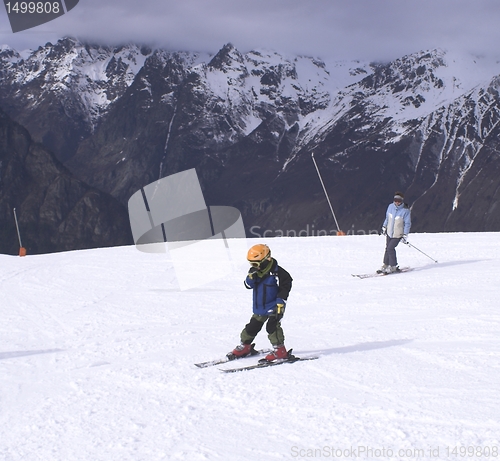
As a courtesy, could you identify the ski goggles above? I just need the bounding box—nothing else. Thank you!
[248,256,271,268]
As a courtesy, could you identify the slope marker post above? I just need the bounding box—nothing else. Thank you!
[13,208,27,256]
[311,152,344,235]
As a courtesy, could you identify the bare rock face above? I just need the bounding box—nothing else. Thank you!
[0,107,132,255]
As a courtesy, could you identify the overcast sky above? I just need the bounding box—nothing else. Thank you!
[1,0,500,63]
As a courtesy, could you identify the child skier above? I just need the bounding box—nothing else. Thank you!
[229,244,293,362]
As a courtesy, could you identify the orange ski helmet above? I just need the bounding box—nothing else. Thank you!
[247,244,271,267]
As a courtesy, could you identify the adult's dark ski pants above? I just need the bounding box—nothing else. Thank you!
[384,236,402,267]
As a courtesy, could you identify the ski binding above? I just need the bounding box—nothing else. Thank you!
[195,344,271,368]
[220,349,319,373]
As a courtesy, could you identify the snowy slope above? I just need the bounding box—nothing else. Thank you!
[1,233,500,460]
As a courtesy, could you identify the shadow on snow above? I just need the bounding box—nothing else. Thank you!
[0,349,64,361]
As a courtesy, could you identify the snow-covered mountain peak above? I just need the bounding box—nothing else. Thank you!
[208,43,248,76]
[171,44,335,138]
[436,49,500,93]
[0,45,21,64]
[1,37,153,127]
[318,48,500,127]
[357,49,447,103]
[490,75,500,91]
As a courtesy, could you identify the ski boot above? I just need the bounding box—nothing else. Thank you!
[376,264,388,274]
[385,265,400,274]
[227,343,254,360]
[263,345,288,362]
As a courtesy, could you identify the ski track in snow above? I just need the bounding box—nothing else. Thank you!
[1,233,499,460]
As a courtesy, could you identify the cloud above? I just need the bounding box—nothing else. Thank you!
[1,0,500,62]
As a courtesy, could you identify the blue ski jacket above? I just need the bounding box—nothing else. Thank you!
[244,259,292,316]
[384,202,411,238]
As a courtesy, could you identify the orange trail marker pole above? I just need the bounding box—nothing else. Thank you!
[13,208,26,256]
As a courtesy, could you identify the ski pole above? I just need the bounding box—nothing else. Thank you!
[13,208,27,256]
[405,240,437,263]
[311,152,344,235]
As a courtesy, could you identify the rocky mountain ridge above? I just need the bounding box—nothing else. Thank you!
[1,38,500,251]
[0,38,152,161]
[283,50,500,233]
[0,107,132,255]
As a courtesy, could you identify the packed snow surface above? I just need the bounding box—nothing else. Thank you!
[1,233,499,460]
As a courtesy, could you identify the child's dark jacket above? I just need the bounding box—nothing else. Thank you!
[244,258,292,316]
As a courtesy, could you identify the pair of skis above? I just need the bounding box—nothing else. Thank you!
[352,266,413,279]
[195,345,318,373]
[222,350,318,373]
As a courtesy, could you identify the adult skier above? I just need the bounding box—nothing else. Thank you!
[379,192,412,274]
[229,244,293,362]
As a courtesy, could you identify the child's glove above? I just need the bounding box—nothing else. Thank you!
[247,267,259,279]
[276,299,286,315]
[268,298,286,319]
